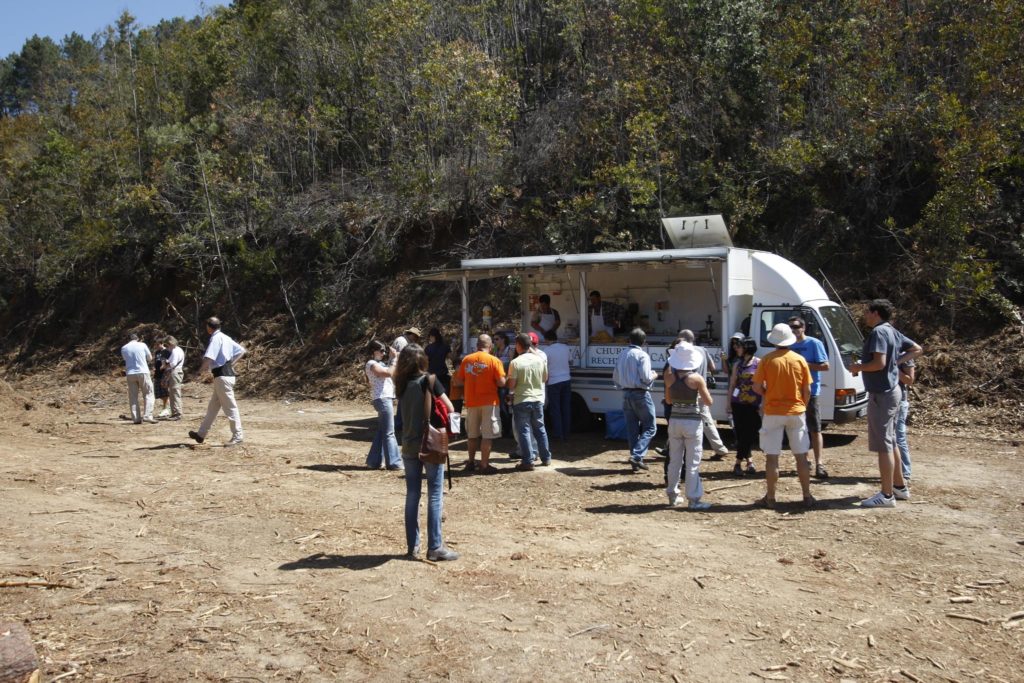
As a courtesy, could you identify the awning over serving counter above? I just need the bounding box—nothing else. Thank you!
[412,247,729,282]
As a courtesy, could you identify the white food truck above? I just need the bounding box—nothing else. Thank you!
[416,215,868,429]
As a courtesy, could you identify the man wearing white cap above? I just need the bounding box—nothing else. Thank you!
[663,342,714,509]
[752,323,814,508]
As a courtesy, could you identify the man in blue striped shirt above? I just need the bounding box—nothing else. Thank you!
[613,328,659,472]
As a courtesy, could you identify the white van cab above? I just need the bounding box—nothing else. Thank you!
[417,215,867,429]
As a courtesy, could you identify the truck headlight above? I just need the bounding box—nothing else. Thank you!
[835,388,857,406]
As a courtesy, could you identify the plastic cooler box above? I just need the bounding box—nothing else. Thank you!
[604,409,628,441]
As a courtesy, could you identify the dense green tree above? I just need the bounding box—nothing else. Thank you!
[1,0,1022,349]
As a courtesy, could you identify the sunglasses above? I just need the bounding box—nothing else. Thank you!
[789,325,803,330]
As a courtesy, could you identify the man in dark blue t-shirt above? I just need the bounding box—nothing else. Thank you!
[788,316,830,479]
[848,300,922,508]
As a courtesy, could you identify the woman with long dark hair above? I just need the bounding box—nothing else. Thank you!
[727,337,761,477]
[394,344,459,561]
[364,340,402,470]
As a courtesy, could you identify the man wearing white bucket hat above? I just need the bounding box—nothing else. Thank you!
[663,342,714,509]
[752,323,814,508]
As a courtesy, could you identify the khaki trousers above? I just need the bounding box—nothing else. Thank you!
[167,368,184,417]
[127,373,154,423]
[198,376,243,439]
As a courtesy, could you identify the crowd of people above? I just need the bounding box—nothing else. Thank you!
[117,297,922,563]
[351,298,923,558]
[119,317,247,447]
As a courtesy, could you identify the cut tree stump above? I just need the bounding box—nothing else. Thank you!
[0,623,40,683]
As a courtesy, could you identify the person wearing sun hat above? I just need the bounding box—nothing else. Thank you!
[392,327,423,354]
[663,341,714,509]
[751,323,814,508]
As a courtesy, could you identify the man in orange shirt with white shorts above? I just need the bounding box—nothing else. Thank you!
[452,334,507,474]
[752,323,814,508]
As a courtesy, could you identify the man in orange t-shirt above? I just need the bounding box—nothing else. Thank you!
[452,334,507,474]
[752,323,813,508]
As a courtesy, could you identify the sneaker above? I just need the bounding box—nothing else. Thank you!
[158,409,171,418]
[745,463,756,476]
[514,461,535,472]
[537,459,550,467]
[386,465,405,471]
[630,459,649,472]
[708,449,728,461]
[168,415,182,421]
[688,500,712,511]
[892,485,911,501]
[733,463,744,477]
[426,546,460,562]
[188,430,205,444]
[407,544,421,559]
[667,493,679,506]
[861,491,896,508]
[508,452,522,460]
[142,416,158,424]
[225,436,244,447]
[815,464,830,479]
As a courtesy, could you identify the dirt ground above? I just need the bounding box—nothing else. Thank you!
[1,374,1022,682]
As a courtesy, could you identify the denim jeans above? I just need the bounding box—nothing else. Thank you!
[667,418,704,503]
[546,380,572,441]
[367,398,402,469]
[513,401,551,464]
[622,390,657,461]
[895,399,911,481]
[402,456,445,554]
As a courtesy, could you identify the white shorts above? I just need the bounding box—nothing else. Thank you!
[466,404,501,440]
[759,413,810,455]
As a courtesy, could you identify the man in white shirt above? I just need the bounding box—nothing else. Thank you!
[188,317,246,446]
[121,332,156,424]
[543,330,572,441]
[163,336,186,420]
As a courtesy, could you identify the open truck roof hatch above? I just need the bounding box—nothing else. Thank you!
[661,214,732,249]
[413,246,729,282]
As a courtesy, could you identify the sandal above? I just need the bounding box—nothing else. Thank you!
[815,464,830,479]
[479,464,499,475]
[733,463,744,477]
[754,496,775,509]
[802,495,817,508]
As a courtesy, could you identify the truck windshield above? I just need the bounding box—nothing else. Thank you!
[818,305,863,360]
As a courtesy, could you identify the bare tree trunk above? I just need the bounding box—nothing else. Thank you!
[195,144,239,324]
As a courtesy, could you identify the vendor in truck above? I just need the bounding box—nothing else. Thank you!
[588,290,624,337]
[530,294,561,338]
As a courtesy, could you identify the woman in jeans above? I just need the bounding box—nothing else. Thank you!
[727,337,761,477]
[394,344,459,562]
[364,341,402,470]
